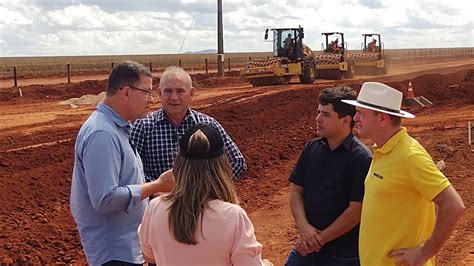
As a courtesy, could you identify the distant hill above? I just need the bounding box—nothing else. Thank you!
[183,49,217,54]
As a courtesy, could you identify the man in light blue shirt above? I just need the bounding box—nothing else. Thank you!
[70,61,174,266]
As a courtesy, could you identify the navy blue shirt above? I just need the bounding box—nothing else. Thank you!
[289,133,372,256]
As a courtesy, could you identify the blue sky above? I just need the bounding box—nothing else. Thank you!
[0,0,473,56]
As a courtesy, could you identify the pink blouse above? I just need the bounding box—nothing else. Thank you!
[138,198,264,266]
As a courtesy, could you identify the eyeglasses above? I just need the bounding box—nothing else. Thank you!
[126,85,157,98]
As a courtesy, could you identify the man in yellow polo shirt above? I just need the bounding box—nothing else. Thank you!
[342,82,465,266]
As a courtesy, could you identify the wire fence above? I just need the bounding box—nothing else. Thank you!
[1,48,473,87]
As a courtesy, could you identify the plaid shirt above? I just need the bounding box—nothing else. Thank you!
[130,108,247,182]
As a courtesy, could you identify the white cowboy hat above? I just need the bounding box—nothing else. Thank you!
[341,82,415,118]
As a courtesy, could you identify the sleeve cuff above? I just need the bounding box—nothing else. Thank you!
[125,184,142,213]
[145,175,154,182]
[426,179,451,202]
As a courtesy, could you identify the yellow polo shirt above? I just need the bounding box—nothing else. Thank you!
[359,127,450,266]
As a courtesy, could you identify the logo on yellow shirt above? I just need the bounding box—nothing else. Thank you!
[374,172,384,179]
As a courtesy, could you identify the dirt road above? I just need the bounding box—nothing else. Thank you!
[0,59,473,265]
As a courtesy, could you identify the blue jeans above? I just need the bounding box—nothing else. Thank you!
[285,248,360,266]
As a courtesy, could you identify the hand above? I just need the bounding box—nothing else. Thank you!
[389,245,430,266]
[297,223,324,252]
[153,169,175,193]
[262,259,273,266]
[294,239,311,256]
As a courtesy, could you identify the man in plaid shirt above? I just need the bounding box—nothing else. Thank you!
[131,66,247,183]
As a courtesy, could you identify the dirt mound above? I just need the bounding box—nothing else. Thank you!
[191,71,245,88]
[58,92,106,106]
[343,70,474,105]
[0,80,107,103]
[387,70,474,105]
[0,71,245,103]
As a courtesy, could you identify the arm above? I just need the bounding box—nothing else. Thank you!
[389,186,465,265]
[320,144,372,243]
[318,147,371,243]
[84,132,174,214]
[138,202,158,264]
[423,186,465,257]
[83,131,139,214]
[140,169,175,200]
[290,183,324,252]
[319,201,361,243]
[231,208,264,266]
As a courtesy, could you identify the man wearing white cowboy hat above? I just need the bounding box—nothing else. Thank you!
[342,82,465,266]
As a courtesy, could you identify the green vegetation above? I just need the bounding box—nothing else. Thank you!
[0,52,272,77]
[0,48,472,78]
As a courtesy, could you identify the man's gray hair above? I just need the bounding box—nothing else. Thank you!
[159,66,192,89]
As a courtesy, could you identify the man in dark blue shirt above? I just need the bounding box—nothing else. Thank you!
[286,87,372,266]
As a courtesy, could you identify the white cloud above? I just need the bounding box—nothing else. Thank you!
[0,0,473,56]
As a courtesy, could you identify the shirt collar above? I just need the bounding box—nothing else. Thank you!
[321,132,354,151]
[96,102,130,129]
[374,127,408,154]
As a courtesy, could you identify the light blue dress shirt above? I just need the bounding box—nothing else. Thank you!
[70,102,147,266]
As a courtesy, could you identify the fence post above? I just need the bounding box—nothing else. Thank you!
[249,56,252,61]
[179,59,182,67]
[67,63,71,84]
[13,65,17,87]
[111,62,114,69]
[205,58,209,74]
[149,62,152,72]
[227,58,231,72]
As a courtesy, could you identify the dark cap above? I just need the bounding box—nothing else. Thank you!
[179,124,225,159]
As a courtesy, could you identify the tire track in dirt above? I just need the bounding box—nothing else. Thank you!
[0,62,473,264]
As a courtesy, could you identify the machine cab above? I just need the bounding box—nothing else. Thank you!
[321,32,346,54]
[362,33,383,53]
[264,27,305,61]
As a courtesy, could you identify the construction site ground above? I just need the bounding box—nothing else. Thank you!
[0,58,473,265]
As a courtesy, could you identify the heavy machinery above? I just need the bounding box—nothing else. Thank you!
[314,32,353,79]
[349,33,389,75]
[240,26,317,86]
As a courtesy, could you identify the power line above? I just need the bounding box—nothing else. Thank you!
[177,3,201,55]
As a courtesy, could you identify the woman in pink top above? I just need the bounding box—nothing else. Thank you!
[138,124,264,266]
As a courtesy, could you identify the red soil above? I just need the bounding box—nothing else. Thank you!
[0,64,473,265]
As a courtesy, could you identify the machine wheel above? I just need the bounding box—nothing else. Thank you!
[299,58,317,84]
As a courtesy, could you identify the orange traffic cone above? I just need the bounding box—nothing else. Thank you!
[407,81,415,98]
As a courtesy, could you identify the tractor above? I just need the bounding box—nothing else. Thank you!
[313,32,354,79]
[349,33,389,75]
[240,26,317,87]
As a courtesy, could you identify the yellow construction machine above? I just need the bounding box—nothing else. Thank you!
[349,33,389,75]
[240,26,317,86]
[314,32,354,79]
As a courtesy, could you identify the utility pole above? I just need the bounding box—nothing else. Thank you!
[217,0,224,76]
